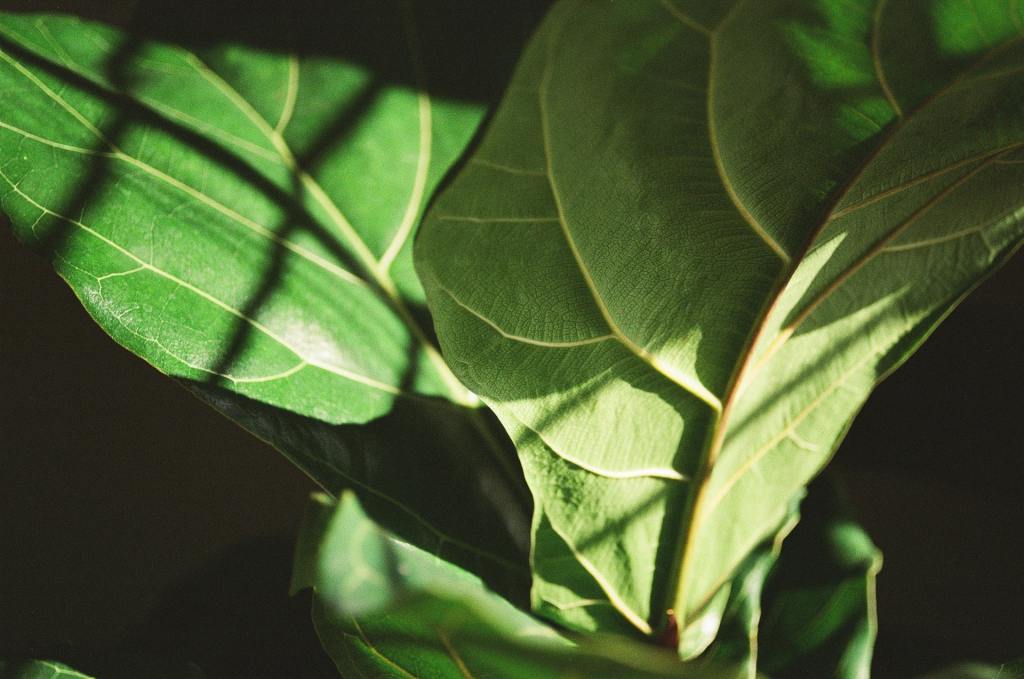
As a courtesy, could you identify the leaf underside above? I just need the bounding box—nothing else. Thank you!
[416,0,1024,648]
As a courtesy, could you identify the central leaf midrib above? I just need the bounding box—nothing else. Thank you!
[668,25,1024,629]
[185,49,470,401]
[1,25,474,405]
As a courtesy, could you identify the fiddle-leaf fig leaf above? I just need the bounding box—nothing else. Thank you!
[415,0,1024,649]
[293,491,749,679]
[0,5,539,588]
[0,661,93,679]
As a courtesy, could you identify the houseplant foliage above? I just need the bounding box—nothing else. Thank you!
[0,0,1020,676]
[417,0,1024,653]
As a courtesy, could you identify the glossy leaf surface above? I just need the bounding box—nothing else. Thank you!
[0,661,93,679]
[0,6,540,587]
[416,0,1024,645]
[293,492,747,679]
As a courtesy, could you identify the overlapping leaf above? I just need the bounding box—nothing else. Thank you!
[706,478,881,679]
[293,491,749,679]
[0,661,93,679]
[416,0,1024,648]
[0,5,541,588]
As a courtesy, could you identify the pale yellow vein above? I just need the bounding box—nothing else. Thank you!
[0,48,117,148]
[469,157,547,176]
[380,6,433,273]
[0,59,367,290]
[98,299,311,384]
[187,51,475,402]
[707,33,791,262]
[830,141,1024,220]
[440,284,614,349]
[275,53,299,134]
[434,214,560,224]
[0,170,403,395]
[871,0,904,118]
[438,630,475,679]
[0,119,114,156]
[37,661,91,679]
[537,26,723,413]
[541,517,653,635]
[507,406,688,481]
[658,0,713,37]
[768,150,1008,357]
[702,348,878,519]
[351,618,419,679]
[186,53,385,275]
[882,202,1023,253]
[380,91,431,271]
[2,39,474,403]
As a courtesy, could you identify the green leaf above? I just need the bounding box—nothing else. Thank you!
[917,662,1024,679]
[294,491,749,679]
[415,0,1024,647]
[757,483,881,679]
[0,661,93,679]
[706,478,881,679]
[0,6,539,587]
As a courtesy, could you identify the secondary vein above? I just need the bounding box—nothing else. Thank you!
[440,284,615,349]
[380,4,432,272]
[537,23,722,413]
[707,25,791,263]
[871,0,904,118]
[0,169,403,394]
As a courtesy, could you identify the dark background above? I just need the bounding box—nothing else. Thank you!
[5,203,1023,679]
[1,1,1022,677]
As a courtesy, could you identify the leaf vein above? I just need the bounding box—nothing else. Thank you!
[658,1,713,37]
[350,618,420,679]
[779,148,1015,342]
[380,7,432,273]
[707,33,791,262]
[537,24,723,412]
[274,53,299,134]
[438,630,475,679]
[829,141,1024,220]
[508,407,689,481]
[435,214,560,225]
[871,0,903,118]
[540,516,653,635]
[0,56,370,291]
[469,157,547,176]
[440,284,615,349]
[702,347,880,519]
[0,169,404,395]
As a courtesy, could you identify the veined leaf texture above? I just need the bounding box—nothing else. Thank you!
[0,4,544,594]
[416,0,1024,651]
[295,492,746,679]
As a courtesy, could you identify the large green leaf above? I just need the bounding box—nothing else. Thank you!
[416,0,1024,648]
[293,491,748,679]
[0,662,93,679]
[0,5,541,587]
